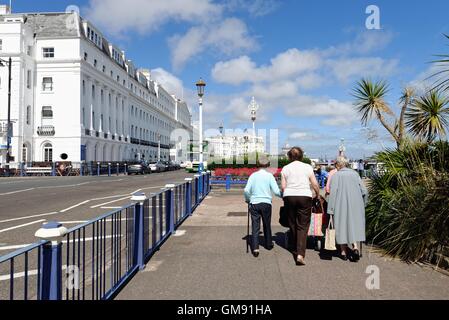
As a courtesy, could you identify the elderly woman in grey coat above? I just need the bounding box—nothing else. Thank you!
[328,157,368,262]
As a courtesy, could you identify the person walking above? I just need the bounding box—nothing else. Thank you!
[325,165,337,196]
[281,147,320,266]
[357,159,365,178]
[328,157,368,262]
[244,158,282,257]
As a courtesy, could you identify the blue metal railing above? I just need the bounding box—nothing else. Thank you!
[210,174,248,191]
[0,172,211,300]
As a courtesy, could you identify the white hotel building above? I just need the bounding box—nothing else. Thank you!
[0,6,193,164]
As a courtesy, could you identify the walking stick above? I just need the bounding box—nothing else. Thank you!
[247,204,250,254]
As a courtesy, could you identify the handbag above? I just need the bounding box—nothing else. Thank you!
[325,215,337,251]
[308,198,324,237]
[279,206,289,228]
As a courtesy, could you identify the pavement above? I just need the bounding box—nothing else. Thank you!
[0,171,193,253]
[117,190,449,300]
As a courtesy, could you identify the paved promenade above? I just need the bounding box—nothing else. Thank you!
[117,190,449,300]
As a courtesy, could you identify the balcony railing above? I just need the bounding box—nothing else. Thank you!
[37,125,55,136]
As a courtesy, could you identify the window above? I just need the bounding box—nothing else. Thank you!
[94,59,97,67]
[42,77,53,91]
[82,80,85,96]
[102,65,106,73]
[26,106,31,125]
[27,46,32,56]
[42,47,54,58]
[43,143,53,162]
[42,106,53,119]
[84,52,88,61]
[22,144,28,162]
[27,70,32,89]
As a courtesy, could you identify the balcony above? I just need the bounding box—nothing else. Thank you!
[0,122,8,135]
[130,137,140,145]
[37,125,55,136]
[84,129,91,136]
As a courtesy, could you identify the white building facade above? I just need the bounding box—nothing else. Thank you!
[0,7,192,164]
[205,133,265,160]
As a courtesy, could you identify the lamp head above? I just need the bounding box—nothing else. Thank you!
[196,78,206,97]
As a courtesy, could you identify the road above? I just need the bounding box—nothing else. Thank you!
[0,171,193,254]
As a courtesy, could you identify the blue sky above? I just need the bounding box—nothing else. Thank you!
[10,0,449,159]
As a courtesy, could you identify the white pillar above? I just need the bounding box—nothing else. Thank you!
[199,97,203,164]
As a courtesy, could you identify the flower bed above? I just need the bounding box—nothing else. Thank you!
[213,167,282,178]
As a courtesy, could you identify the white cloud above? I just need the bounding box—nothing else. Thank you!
[169,18,257,71]
[289,132,309,140]
[325,30,395,56]
[150,68,185,99]
[328,57,399,83]
[212,49,322,85]
[85,0,221,35]
[226,0,280,17]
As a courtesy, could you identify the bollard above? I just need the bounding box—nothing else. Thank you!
[226,174,231,192]
[184,178,193,216]
[124,163,128,175]
[108,163,111,177]
[80,162,84,177]
[35,221,68,300]
[165,184,175,235]
[20,162,25,177]
[116,163,119,176]
[88,162,92,176]
[97,162,100,176]
[131,192,147,270]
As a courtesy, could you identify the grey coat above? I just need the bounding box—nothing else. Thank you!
[328,168,368,245]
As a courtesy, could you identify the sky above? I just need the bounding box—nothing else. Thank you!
[8,0,449,159]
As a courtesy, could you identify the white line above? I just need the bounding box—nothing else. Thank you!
[90,196,130,208]
[0,244,31,251]
[131,189,142,194]
[101,206,122,209]
[0,219,46,234]
[0,212,58,224]
[90,194,129,201]
[0,188,35,196]
[60,200,90,213]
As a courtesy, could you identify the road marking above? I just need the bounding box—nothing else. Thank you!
[0,212,58,224]
[101,206,122,209]
[0,188,35,196]
[0,265,68,281]
[60,200,90,213]
[90,194,129,201]
[131,189,142,194]
[0,219,46,234]
[90,196,130,208]
[0,244,32,251]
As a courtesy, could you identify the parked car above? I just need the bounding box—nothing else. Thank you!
[128,162,151,175]
[180,161,188,169]
[149,162,166,173]
[162,161,172,171]
[169,161,180,170]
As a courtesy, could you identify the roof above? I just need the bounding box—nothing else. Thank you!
[24,13,80,38]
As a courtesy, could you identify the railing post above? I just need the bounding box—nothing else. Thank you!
[165,184,175,235]
[124,163,128,175]
[116,163,119,176]
[88,162,92,176]
[108,163,111,177]
[184,178,192,216]
[207,171,211,193]
[51,162,56,177]
[20,162,25,177]
[97,162,100,176]
[226,174,231,192]
[131,192,147,270]
[35,221,68,300]
[194,174,200,206]
[80,162,84,177]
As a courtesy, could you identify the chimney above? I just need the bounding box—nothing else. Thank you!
[0,5,11,15]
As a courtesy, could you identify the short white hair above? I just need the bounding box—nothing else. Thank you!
[336,156,349,167]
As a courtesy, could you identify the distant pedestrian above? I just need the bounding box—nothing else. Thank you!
[357,159,365,178]
[281,147,320,266]
[328,157,368,262]
[244,158,282,257]
[325,166,337,196]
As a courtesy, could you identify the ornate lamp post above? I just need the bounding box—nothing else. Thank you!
[338,138,346,157]
[219,123,224,159]
[196,78,206,172]
[0,57,12,176]
[248,97,259,154]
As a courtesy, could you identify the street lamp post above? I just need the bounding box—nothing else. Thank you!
[219,123,224,160]
[157,133,161,162]
[196,78,206,172]
[0,57,12,177]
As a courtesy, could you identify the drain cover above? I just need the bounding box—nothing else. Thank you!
[227,212,247,217]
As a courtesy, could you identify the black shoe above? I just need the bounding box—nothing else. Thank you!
[266,244,274,251]
[252,250,260,258]
[352,249,360,262]
[339,253,348,261]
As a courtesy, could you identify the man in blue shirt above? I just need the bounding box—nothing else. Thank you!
[244,158,282,257]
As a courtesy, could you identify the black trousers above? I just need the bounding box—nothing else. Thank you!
[249,203,273,251]
[284,196,312,257]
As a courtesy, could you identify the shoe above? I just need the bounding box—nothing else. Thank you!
[352,249,360,262]
[252,250,260,258]
[266,244,274,251]
[295,256,306,266]
[339,252,348,261]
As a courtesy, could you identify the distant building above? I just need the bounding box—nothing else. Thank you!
[205,132,265,161]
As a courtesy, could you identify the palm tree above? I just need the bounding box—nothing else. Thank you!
[430,34,449,92]
[405,90,449,142]
[352,79,402,148]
